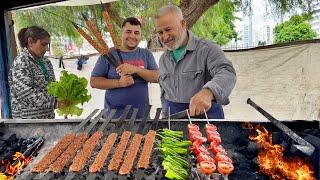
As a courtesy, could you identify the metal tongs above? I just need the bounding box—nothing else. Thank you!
[103,49,123,68]
[247,98,315,156]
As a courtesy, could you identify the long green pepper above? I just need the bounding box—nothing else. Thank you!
[158,129,191,179]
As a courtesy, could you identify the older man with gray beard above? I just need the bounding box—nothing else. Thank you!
[155,5,236,119]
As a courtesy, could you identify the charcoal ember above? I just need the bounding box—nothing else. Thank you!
[20,147,27,153]
[255,174,269,180]
[245,141,258,159]
[234,162,251,171]
[251,157,259,166]
[53,172,66,179]
[231,151,247,163]
[0,164,5,172]
[144,167,155,175]
[142,175,158,180]
[229,170,259,180]
[234,137,249,147]
[0,140,6,149]
[250,159,260,172]
[238,145,247,153]
[118,173,132,180]
[154,168,165,179]
[4,149,14,159]
[11,143,20,152]
[5,134,17,146]
[189,167,199,180]
[272,132,284,144]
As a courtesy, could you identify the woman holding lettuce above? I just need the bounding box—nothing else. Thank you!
[8,26,56,119]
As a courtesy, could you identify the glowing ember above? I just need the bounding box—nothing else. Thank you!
[0,152,32,179]
[250,125,315,180]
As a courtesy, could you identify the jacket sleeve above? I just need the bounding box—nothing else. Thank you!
[203,43,237,105]
[11,59,56,109]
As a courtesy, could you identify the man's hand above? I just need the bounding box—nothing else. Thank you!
[189,88,215,116]
[116,63,139,76]
[118,75,134,88]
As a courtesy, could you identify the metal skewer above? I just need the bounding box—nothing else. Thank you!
[203,109,210,124]
[186,109,192,124]
[168,107,171,130]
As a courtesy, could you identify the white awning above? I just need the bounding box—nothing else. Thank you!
[21,0,117,10]
[52,0,117,6]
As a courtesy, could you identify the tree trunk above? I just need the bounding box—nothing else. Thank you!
[181,0,219,29]
[147,0,219,49]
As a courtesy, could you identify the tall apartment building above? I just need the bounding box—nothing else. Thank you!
[310,1,320,37]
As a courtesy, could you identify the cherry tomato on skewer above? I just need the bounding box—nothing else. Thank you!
[207,139,221,148]
[205,124,217,131]
[189,132,206,142]
[199,161,216,175]
[215,152,232,163]
[188,123,200,131]
[217,161,234,175]
[209,144,226,155]
[207,133,221,145]
[192,139,203,146]
[188,129,202,136]
[206,129,220,137]
[197,152,214,163]
[191,144,210,156]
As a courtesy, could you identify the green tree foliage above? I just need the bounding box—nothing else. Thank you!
[74,36,84,55]
[191,0,238,45]
[111,0,173,40]
[13,5,106,48]
[274,14,316,44]
[12,1,172,42]
[12,0,315,48]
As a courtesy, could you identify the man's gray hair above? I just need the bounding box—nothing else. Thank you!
[155,5,183,20]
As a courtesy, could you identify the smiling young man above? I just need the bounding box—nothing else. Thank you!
[155,5,237,119]
[90,17,158,119]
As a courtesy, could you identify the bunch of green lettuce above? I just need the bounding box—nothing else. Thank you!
[47,70,91,118]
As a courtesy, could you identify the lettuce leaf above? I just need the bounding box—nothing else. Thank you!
[47,70,91,118]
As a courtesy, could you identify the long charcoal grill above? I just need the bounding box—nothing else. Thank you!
[1,105,319,180]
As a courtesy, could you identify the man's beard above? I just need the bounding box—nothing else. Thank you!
[162,30,186,51]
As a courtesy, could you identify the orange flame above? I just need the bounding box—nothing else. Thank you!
[250,125,315,180]
[0,152,32,179]
[0,173,9,180]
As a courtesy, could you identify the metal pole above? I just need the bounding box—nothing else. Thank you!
[0,10,11,118]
